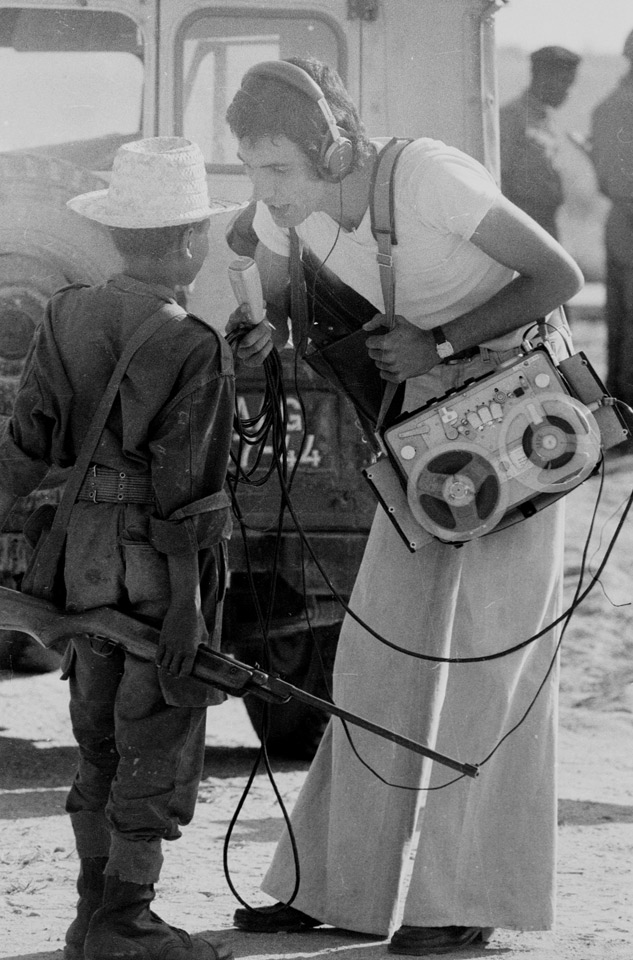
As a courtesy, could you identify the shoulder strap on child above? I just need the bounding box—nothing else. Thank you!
[185,311,235,375]
[23,299,186,603]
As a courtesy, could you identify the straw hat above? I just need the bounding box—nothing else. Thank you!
[67,137,243,228]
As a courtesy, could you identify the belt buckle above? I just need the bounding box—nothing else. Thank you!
[88,464,99,502]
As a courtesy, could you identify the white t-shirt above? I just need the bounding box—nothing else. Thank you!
[252,138,519,347]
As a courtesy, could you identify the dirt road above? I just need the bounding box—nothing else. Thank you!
[2,585,632,960]
[1,317,633,960]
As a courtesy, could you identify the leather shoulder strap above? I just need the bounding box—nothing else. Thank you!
[289,227,310,357]
[369,138,411,431]
[369,138,411,327]
[370,138,412,246]
[187,312,235,375]
[66,299,186,502]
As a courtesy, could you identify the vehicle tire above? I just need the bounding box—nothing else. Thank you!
[0,153,121,392]
[0,632,62,674]
[241,623,339,760]
[0,153,121,674]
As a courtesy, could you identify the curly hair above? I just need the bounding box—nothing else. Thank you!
[226,57,373,176]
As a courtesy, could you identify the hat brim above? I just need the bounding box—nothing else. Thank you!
[67,190,246,228]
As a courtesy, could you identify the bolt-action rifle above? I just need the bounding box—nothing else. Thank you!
[0,585,478,778]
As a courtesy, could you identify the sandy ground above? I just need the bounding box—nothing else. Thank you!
[1,316,632,960]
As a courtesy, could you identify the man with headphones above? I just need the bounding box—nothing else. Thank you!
[225,58,583,955]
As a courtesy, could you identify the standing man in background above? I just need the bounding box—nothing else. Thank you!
[500,46,581,239]
[590,29,633,423]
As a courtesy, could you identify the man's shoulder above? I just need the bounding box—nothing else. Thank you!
[500,91,551,134]
[393,136,492,185]
[49,278,117,317]
[392,136,472,170]
[500,93,523,112]
[592,82,633,122]
[499,92,527,121]
[376,136,446,157]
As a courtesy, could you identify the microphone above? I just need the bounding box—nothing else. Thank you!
[228,256,265,325]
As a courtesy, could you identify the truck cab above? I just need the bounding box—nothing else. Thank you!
[0,0,507,751]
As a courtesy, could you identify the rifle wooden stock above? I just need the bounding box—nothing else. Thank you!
[0,585,479,778]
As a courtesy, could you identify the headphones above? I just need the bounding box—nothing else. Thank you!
[241,60,354,182]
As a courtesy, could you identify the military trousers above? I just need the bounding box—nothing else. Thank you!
[64,639,207,884]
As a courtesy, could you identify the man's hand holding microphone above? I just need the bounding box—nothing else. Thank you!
[226,257,275,366]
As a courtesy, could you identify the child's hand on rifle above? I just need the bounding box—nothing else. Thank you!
[157,556,209,676]
[156,600,208,677]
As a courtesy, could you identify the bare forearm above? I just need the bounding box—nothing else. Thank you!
[365,198,584,383]
[441,198,584,352]
[167,553,201,614]
[441,269,580,353]
[156,552,207,675]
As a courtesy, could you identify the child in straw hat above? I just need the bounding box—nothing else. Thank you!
[0,137,270,960]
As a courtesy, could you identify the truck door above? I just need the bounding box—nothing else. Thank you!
[157,2,349,322]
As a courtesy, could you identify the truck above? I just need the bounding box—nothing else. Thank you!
[0,0,508,755]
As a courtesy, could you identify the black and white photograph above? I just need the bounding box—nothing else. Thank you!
[1,2,632,959]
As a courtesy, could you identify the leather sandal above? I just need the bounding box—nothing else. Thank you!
[233,903,323,933]
[388,925,494,955]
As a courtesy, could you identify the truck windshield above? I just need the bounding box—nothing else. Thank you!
[177,12,342,168]
[0,8,143,169]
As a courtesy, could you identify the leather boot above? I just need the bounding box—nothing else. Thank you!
[83,875,232,960]
[64,856,108,960]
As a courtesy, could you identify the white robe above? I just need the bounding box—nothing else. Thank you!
[261,494,563,934]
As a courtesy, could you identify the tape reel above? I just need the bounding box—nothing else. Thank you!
[498,392,602,493]
[407,443,509,543]
[378,346,615,550]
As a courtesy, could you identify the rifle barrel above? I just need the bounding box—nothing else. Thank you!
[0,586,479,778]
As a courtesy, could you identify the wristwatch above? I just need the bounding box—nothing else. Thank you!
[431,325,455,360]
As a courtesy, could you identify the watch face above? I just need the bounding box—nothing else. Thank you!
[436,340,454,359]
[432,325,454,360]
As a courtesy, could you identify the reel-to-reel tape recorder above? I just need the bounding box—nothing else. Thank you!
[364,346,629,550]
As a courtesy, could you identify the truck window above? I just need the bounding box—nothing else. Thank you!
[177,12,343,167]
[0,8,143,170]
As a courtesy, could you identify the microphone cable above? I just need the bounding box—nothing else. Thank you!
[223,335,314,914]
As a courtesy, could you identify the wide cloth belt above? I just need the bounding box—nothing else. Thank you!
[77,465,155,504]
[444,343,532,365]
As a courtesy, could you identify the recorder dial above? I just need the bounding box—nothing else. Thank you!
[407,443,509,543]
[498,393,601,492]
